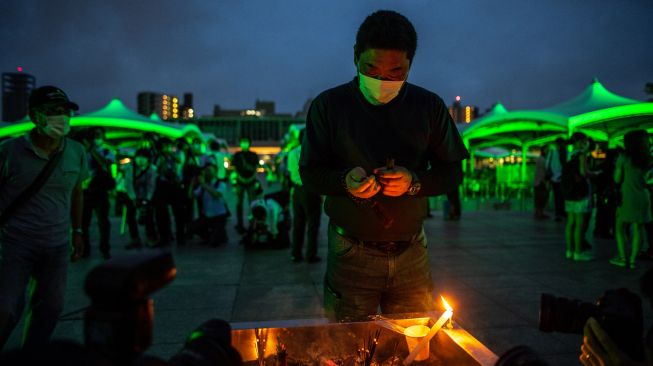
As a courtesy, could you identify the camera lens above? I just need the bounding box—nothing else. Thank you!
[539,293,599,334]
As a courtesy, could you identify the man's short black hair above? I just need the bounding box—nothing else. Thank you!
[354,10,418,63]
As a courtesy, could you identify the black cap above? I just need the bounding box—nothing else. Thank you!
[29,86,79,111]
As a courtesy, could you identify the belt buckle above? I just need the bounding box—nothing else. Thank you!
[384,241,399,253]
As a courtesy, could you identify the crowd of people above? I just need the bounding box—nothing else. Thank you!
[533,130,653,270]
[0,84,323,351]
[73,128,321,258]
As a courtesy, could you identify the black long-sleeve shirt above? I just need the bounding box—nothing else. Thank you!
[300,77,468,241]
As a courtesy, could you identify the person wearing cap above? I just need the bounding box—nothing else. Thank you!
[300,10,468,321]
[0,86,88,349]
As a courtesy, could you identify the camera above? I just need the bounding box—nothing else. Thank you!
[0,251,243,366]
[539,289,644,361]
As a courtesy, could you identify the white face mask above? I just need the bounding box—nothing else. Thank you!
[42,115,71,138]
[358,72,405,105]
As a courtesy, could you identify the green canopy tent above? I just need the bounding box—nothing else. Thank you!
[0,99,204,147]
[552,78,653,145]
[462,102,568,183]
[461,78,653,184]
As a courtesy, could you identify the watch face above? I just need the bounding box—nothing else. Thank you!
[408,182,421,195]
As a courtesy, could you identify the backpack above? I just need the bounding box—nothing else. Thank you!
[560,155,588,200]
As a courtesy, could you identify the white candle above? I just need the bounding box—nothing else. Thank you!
[402,309,453,365]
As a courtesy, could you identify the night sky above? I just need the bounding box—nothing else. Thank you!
[1,0,652,118]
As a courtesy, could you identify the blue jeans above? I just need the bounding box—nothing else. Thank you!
[0,240,68,350]
[324,223,434,322]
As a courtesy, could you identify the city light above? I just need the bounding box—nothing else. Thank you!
[465,106,471,123]
[455,96,461,102]
[17,66,23,72]
[244,109,262,117]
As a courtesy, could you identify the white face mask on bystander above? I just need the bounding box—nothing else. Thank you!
[42,115,71,138]
[358,72,405,105]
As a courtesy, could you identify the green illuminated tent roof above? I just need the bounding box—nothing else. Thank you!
[462,102,567,147]
[555,79,653,141]
[543,78,641,117]
[462,79,653,148]
[0,99,204,143]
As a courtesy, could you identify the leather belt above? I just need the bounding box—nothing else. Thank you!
[331,224,413,255]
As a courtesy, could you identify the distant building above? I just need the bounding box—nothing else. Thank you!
[198,116,303,146]
[181,93,194,120]
[137,92,179,121]
[213,104,246,117]
[212,99,295,119]
[2,71,36,122]
[255,100,275,116]
[448,96,478,124]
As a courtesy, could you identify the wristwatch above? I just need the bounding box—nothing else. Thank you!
[406,172,421,196]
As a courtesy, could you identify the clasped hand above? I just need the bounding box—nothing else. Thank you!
[345,165,412,199]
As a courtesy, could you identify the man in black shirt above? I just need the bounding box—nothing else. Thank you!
[300,10,468,321]
[231,136,260,233]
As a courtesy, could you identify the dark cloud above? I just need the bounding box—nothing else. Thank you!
[1,0,652,117]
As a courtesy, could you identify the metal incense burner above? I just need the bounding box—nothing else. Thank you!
[230,312,498,366]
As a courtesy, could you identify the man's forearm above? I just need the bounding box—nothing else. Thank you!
[299,165,347,196]
[414,162,463,196]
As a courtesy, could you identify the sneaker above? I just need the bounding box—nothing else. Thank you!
[629,261,637,269]
[609,257,626,268]
[565,250,573,260]
[573,251,594,262]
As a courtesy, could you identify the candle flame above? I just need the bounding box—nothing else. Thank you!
[441,296,453,312]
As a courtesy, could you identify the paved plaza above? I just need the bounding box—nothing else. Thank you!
[5,199,651,365]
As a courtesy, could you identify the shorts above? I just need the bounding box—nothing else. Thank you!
[565,198,591,214]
